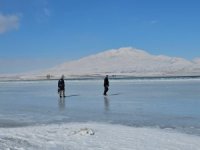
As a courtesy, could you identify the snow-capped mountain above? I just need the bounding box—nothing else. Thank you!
[37,47,200,78]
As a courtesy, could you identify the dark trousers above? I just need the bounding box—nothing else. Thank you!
[58,88,65,97]
[59,90,65,97]
[104,86,109,95]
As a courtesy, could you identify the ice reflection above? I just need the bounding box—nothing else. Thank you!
[104,96,109,111]
[58,97,65,111]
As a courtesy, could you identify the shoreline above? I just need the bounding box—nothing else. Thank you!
[1,75,200,82]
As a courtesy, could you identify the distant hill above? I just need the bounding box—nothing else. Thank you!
[2,47,200,80]
[37,47,200,79]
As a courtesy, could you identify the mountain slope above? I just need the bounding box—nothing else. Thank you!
[39,47,200,78]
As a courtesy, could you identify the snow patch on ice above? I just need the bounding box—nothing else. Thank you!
[0,122,200,150]
[70,128,95,136]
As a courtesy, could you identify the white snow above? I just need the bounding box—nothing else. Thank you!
[0,122,200,150]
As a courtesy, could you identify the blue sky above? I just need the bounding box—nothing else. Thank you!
[0,0,200,73]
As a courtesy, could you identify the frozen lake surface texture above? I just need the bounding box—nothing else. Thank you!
[0,78,200,149]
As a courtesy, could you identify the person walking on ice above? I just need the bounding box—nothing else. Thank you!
[58,75,66,98]
[103,75,109,96]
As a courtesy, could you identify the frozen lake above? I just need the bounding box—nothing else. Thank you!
[0,79,200,149]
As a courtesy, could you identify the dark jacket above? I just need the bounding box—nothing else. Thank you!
[58,79,65,90]
[104,77,109,87]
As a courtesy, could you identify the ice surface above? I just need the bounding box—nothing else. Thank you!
[1,80,200,133]
[1,79,200,149]
[0,122,200,150]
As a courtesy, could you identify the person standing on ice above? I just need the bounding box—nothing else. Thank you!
[58,75,66,98]
[103,75,109,96]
